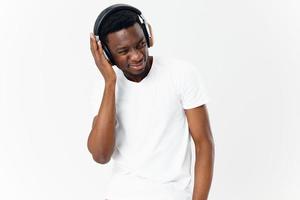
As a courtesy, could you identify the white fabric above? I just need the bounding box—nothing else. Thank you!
[92,56,210,200]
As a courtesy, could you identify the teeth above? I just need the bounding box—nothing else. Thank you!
[131,63,144,68]
[132,61,143,66]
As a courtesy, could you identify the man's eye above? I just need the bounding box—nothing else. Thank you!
[118,50,128,55]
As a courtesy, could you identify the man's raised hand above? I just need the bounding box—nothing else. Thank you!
[90,33,117,83]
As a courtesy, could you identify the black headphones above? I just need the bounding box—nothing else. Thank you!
[93,4,153,65]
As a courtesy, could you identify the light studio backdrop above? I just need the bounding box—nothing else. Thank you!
[0,0,299,199]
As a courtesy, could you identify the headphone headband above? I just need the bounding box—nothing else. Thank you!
[93,4,142,35]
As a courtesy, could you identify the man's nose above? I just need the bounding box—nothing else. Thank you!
[130,48,143,61]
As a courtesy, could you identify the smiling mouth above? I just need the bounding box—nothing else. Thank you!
[130,61,145,70]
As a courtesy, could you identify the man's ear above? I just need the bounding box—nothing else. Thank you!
[147,23,154,47]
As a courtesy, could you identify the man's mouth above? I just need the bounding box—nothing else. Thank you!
[130,61,145,70]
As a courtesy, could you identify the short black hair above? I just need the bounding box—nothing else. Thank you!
[99,10,142,44]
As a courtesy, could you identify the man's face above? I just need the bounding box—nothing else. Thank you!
[106,23,151,81]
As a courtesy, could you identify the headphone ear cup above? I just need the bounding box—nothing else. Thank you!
[102,43,115,65]
[147,23,154,47]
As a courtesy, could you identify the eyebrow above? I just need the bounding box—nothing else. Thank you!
[116,37,145,51]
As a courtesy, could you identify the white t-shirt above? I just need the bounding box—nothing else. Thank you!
[91,56,210,200]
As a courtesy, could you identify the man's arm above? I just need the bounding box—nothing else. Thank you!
[87,82,116,164]
[184,105,215,200]
[87,33,117,164]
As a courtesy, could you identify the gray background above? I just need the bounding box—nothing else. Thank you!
[0,0,299,199]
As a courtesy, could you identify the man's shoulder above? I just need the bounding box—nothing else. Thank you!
[155,56,198,77]
[154,55,189,64]
[154,56,195,70]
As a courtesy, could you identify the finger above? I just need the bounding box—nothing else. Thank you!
[90,33,108,65]
[90,33,104,59]
[97,41,112,65]
[96,40,104,57]
[90,33,97,57]
[90,33,98,53]
[90,34,104,63]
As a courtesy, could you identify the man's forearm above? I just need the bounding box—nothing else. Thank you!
[192,141,215,200]
[87,82,116,164]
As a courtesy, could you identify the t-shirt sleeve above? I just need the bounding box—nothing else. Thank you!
[176,61,210,110]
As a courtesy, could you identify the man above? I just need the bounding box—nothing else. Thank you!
[87,4,214,200]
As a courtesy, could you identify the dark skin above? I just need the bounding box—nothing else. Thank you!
[88,22,214,200]
[107,22,153,82]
